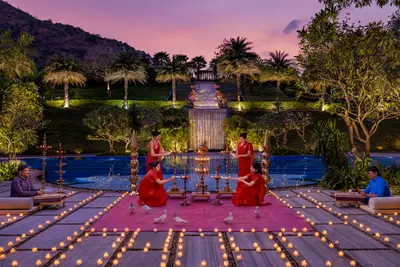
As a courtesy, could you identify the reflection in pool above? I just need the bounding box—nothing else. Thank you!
[21,154,400,191]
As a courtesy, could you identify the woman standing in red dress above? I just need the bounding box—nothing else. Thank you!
[230,162,266,206]
[146,131,170,178]
[231,133,254,190]
[138,161,176,207]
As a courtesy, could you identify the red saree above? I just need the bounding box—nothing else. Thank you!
[236,141,254,190]
[138,169,167,207]
[146,141,163,179]
[232,173,266,206]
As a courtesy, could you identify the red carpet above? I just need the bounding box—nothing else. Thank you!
[93,196,311,232]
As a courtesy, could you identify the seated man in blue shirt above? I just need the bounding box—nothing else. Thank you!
[358,166,391,201]
[10,165,43,197]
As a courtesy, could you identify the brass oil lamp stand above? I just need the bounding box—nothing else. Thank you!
[130,131,139,195]
[56,143,65,193]
[167,141,182,196]
[212,166,223,206]
[38,134,52,191]
[220,144,235,196]
[191,141,211,201]
[180,166,190,206]
[262,130,271,193]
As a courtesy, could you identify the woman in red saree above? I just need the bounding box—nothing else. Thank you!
[138,161,176,207]
[146,131,170,179]
[230,162,266,206]
[231,133,254,190]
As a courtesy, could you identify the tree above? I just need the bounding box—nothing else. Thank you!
[84,42,122,96]
[388,9,400,40]
[43,54,86,108]
[152,52,171,69]
[106,50,148,109]
[319,0,400,8]
[216,37,260,102]
[258,51,297,90]
[83,106,132,153]
[0,82,45,160]
[189,56,207,78]
[155,54,190,108]
[0,31,35,80]
[297,8,400,157]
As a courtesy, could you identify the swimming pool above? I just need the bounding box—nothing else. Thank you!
[21,154,400,191]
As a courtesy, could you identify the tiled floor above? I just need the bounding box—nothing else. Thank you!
[0,184,399,266]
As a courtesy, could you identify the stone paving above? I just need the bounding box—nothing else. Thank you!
[0,183,399,266]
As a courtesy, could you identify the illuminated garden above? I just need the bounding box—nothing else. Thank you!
[1,0,400,266]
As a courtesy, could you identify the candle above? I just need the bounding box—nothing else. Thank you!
[178,251,183,258]
[117,253,122,259]
[121,247,127,253]
[97,259,103,265]
[263,228,268,233]
[251,228,256,233]
[143,248,148,253]
[12,260,18,267]
[45,253,51,260]
[76,259,82,265]
[223,253,228,260]
[160,263,166,267]
[224,261,229,267]
[256,247,261,253]
[350,260,356,266]
[54,260,60,266]
[288,243,293,249]
[175,260,181,266]
[113,259,118,266]
[69,245,74,250]
[253,242,259,248]
[52,247,57,252]
[301,260,307,266]
[237,255,242,261]
[338,251,344,257]
[104,252,109,258]
[285,261,291,267]
[326,261,332,267]
[200,233,205,237]
[293,251,299,257]
[201,260,207,267]
[36,260,42,266]
[60,254,66,260]
[280,253,286,259]
[32,247,38,253]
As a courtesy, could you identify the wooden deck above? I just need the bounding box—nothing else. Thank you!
[0,184,399,266]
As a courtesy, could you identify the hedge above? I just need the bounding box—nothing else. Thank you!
[45,100,186,109]
[227,101,327,111]
[45,99,329,112]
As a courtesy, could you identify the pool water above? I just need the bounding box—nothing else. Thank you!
[22,154,400,191]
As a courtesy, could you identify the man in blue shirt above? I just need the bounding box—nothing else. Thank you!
[358,166,391,201]
[10,165,43,197]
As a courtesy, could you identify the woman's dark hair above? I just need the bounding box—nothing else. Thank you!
[152,130,161,137]
[18,164,29,173]
[252,162,262,175]
[240,132,247,139]
[148,161,160,169]
[368,166,380,175]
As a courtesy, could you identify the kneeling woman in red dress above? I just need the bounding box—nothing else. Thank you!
[138,161,176,207]
[230,162,266,206]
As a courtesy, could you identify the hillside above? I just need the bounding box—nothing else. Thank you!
[0,0,150,67]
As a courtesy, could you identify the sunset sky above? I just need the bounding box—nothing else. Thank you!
[7,0,396,61]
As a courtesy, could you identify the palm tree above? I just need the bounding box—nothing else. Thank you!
[259,50,295,90]
[43,54,86,108]
[106,50,148,109]
[156,54,190,108]
[216,37,260,102]
[189,56,207,78]
[152,51,171,69]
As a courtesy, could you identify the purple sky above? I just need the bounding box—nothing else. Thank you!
[7,0,396,61]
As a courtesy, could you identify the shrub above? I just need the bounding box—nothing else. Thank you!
[321,158,370,190]
[0,161,20,181]
[392,138,400,151]
[378,165,400,195]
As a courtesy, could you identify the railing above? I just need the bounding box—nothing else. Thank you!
[196,70,217,81]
